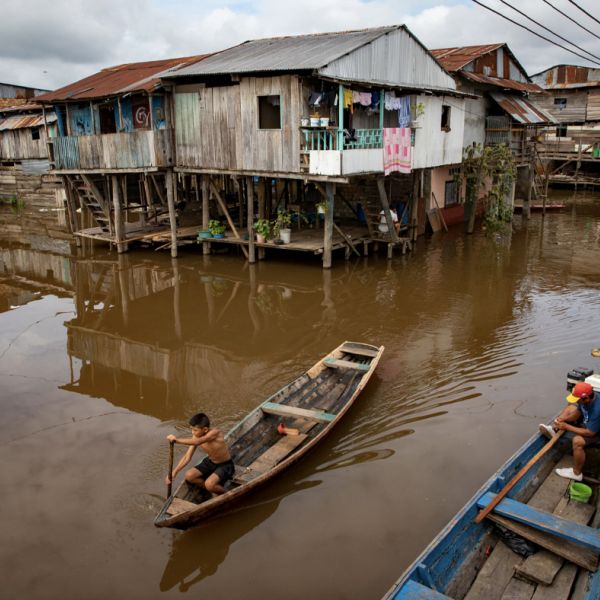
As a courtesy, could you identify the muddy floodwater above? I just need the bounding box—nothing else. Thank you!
[1,192,599,600]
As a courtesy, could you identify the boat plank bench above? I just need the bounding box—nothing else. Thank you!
[339,343,379,358]
[394,580,452,599]
[476,491,600,552]
[261,401,336,423]
[323,357,370,371]
[234,433,308,484]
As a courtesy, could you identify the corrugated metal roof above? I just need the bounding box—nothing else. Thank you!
[531,64,600,89]
[36,55,209,103]
[431,44,504,72]
[461,71,542,93]
[490,92,556,124]
[165,26,399,77]
[0,113,57,131]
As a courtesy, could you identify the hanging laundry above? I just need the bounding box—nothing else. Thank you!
[371,91,380,108]
[358,92,372,106]
[385,92,403,111]
[383,127,411,175]
[398,96,411,128]
[308,92,323,107]
[343,89,353,113]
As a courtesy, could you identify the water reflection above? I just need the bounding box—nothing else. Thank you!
[160,479,321,592]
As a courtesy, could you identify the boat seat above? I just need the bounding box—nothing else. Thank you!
[476,491,600,551]
[339,343,379,358]
[261,401,336,423]
[234,433,308,484]
[393,580,452,599]
[166,497,198,516]
[323,357,370,371]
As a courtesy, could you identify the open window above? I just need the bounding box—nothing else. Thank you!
[444,180,458,207]
[31,128,41,141]
[258,95,281,129]
[554,98,567,111]
[441,105,451,132]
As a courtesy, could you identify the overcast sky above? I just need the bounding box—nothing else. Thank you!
[2,0,600,90]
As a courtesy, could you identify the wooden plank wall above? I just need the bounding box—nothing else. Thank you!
[587,89,600,121]
[533,90,587,123]
[53,130,173,170]
[175,75,301,173]
[0,128,48,160]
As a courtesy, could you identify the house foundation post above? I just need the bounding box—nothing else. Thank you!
[246,176,256,264]
[323,182,335,269]
[166,170,178,257]
[202,175,210,255]
[112,175,126,253]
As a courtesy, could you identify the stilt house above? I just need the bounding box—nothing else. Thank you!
[162,25,470,266]
[531,65,600,187]
[36,56,208,252]
[432,44,558,209]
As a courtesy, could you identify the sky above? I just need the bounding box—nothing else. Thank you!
[2,0,600,91]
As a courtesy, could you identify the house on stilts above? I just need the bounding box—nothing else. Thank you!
[431,43,556,214]
[531,64,600,188]
[160,25,471,266]
[35,55,208,252]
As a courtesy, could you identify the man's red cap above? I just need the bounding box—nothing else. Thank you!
[567,382,594,403]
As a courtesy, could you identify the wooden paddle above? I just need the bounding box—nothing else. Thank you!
[474,430,565,524]
[167,440,175,498]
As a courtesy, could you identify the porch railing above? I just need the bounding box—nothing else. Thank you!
[343,128,383,150]
[300,128,338,151]
[300,127,385,152]
[52,129,173,170]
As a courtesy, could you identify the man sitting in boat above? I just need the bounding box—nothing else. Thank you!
[539,382,600,481]
[166,413,235,495]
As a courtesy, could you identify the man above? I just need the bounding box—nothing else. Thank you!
[378,207,401,235]
[166,413,234,495]
[539,382,600,481]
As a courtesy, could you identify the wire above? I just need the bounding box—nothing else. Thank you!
[566,0,600,28]
[497,0,600,63]
[470,0,600,66]
[541,0,600,42]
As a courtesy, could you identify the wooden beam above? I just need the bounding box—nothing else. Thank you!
[201,175,210,255]
[209,178,249,259]
[332,223,360,257]
[165,170,178,258]
[377,176,399,244]
[323,182,334,269]
[261,402,335,423]
[150,174,167,206]
[246,176,256,264]
[476,492,600,551]
[323,357,370,371]
[111,175,126,253]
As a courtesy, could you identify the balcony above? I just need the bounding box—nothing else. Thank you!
[51,129,174,171]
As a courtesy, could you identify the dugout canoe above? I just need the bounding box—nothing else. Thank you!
[154,340,384,529]
[383,369,600,600]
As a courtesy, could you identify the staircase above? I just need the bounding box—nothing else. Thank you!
[70,175,111,233]
[531,148,548,202]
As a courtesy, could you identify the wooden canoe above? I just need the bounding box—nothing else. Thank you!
[154,340,384,529]
[382,408,600,599]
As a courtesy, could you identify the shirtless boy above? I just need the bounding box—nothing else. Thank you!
[166,413,234,495]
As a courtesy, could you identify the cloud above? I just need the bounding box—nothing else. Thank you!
[1,0,599,90]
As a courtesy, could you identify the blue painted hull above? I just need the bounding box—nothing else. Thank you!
[383,430,600,599]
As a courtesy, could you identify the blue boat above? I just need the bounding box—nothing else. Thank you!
[383,407,600,599]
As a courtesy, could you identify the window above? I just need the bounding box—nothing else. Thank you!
[258,95,281,129]
[554,98,567,111]
[31,128,40,140]
[444,180,458,207]
[556,125,568,138]
[441,105,451,131]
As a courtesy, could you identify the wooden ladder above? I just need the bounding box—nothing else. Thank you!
[73,176,111,233]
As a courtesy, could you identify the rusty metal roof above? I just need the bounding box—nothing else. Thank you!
[490,92,556,124]
[36,55,210,103]
[0,113,57,131]
[531,64,600,89]
[461,71,543,93]
[431,44,504,72]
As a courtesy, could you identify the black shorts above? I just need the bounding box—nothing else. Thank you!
[194,456,235,483]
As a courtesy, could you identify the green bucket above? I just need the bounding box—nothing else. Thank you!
[569,482,592,503]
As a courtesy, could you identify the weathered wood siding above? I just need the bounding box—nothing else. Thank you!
[587,89,600,121]
[533,90,587,123]
[53,129,173,170]
[0,128,48,160]
[175,75,301,174]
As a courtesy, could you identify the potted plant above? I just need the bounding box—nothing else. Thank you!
[253,218,271,243]
[411,101,425,129]
[208,219,226,238]
[272,210,292,244]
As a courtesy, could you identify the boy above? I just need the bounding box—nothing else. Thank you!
[166,413,234,495]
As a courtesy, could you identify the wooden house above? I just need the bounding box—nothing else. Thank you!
[162,25,470,265]
[36,56,208,252]
[432,44,555,211]
[530,65,600,188]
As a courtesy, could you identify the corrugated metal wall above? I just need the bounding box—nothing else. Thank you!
[319,28,456,92]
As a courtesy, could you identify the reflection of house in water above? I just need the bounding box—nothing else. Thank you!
[61,256,335,419]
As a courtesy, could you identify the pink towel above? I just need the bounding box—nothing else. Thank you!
[383,127,411,175]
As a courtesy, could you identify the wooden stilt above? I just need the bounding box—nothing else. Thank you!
[209,178,248,259]
[323,182,334,269]
[246,176,256,264]
[257,177,265,260]
[165,170,178,258]
[377,176,399,246]
[411,172,420,242]
[112,175,126,253]
[201,175,210,255]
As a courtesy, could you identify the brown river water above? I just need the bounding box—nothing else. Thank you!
[1,191,599,600]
